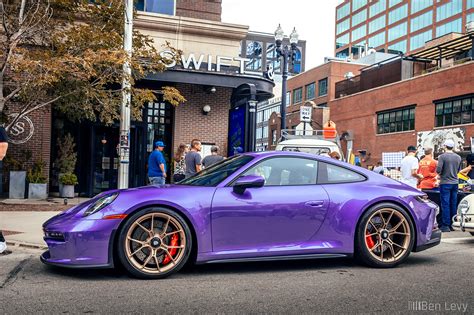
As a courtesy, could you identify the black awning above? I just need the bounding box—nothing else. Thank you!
[145,69,274,102]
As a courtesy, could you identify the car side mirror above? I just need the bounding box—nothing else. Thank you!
[233,175,265,194]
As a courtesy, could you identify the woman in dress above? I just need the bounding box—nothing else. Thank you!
[173,143,188,183]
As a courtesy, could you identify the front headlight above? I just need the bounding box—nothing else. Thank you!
[83,192,119,217]
[415,195,430,203]
[458,199,470,215]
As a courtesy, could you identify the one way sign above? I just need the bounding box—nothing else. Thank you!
[300,106,312,122]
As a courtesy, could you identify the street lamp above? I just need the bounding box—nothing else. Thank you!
[274,24,299,133]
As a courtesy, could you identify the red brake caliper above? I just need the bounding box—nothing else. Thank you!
[163,234,179,265]
[365,231,375,249]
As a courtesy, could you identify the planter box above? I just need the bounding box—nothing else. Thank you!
[9,171,26,199]
[28,183,48,199]
[61,185,74,198]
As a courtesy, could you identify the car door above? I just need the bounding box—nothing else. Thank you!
[211,156,330,253]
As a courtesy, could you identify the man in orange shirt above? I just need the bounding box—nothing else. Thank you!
[418,148,438,190]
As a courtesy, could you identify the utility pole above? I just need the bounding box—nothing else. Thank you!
[118,0,133,189]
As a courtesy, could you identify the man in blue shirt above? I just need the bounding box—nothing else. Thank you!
[148,141,167,185]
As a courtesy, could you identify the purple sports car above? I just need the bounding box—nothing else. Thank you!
[41,152,441,279]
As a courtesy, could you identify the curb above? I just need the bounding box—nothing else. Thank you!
[6,241,47,250]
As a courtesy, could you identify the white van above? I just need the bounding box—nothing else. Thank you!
[274,130,346,161]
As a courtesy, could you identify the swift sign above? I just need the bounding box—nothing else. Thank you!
[160,50,252,74]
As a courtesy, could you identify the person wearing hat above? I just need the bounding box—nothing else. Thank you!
[400,145,422,188]
[436,139,462,232]
[148,141,167,186]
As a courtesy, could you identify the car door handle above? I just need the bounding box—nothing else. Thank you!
[305,201,325,207]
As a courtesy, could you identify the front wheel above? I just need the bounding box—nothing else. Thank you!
[117,208,192,279]
[355,203,415,268]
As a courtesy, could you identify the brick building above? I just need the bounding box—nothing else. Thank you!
[5,0,275,197]
[265,60,367,150]
[330,31,474,167]
[335,0,474,58]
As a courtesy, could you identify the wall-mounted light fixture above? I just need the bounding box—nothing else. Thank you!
[202,105,211,115]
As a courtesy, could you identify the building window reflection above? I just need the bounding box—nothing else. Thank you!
[245,41,263,72]
[266,43,281,74]
[136,0,176,15]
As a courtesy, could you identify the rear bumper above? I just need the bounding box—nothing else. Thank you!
[413,229,441,252]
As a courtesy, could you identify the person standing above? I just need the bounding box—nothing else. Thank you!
[436,139,462,232]
[202,145,224,168]
[417,148,438,190]
[373,161,386,175]
[173,143,188,183]
[400,145,422,188]
[185,139,202,178]
[0,126,10,255]
[148,141,167,185]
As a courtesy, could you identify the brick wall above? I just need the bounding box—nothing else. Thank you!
[2,104,52,193]
[173,83,232,156]
[176,0,222,21]
[330,62,474,166]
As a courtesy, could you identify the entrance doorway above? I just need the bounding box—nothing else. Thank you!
[92,126,119,195]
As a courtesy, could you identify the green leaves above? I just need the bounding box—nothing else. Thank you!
[1,0,185,125]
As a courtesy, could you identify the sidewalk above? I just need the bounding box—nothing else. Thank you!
[0,197,90,249]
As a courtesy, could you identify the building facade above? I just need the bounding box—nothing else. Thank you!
[4,0,275,197]
[330,31,474,167]
[335,0,474,58]
[263,60,367,150]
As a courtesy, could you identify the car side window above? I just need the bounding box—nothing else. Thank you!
[318,162,365,184]
[241,157,318,186]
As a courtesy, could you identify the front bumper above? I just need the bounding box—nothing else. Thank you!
[41,212,121,268]
[413,229,442,252]
[453,214,474,232]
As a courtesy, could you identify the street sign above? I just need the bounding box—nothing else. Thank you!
[300,106,312,122]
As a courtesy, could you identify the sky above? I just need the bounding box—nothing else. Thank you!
[221,0,343,70]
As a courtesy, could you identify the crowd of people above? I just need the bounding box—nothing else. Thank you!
[381,140,471,233]
[147,139,224,186]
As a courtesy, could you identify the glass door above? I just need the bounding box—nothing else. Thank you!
[92,126,119,194]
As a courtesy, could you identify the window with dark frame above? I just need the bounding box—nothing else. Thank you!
[305,83,315,100]
[292,87,303,104]
[377,106,415,134]
[318,78,328,96]
[435,96,473,127]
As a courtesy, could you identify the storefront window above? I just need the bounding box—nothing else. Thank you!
[245,41,263,72]
[377,106,415,134]
[136,0,176,15]
[146,101,172,153]
[435,96,474,127]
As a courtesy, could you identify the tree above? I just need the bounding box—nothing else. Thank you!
[0,0,185,129]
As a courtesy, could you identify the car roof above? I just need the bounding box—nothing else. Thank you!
[276,139,339,146]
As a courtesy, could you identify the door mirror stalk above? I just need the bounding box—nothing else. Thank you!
[233,175,265,194]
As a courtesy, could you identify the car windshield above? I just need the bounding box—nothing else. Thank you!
[177,155,254,186]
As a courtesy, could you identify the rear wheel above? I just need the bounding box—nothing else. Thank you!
[355,203,415,268]
[117,208,192,279]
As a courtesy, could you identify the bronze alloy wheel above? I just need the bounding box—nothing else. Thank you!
[364,208,411,263]
[123,212,188,276]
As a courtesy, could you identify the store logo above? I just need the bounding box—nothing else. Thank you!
[7,114,34,144]
[160,50,251,74]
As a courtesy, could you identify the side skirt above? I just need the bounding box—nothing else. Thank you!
[199,253,348,265]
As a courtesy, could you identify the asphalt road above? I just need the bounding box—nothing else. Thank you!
[1,234,473,314]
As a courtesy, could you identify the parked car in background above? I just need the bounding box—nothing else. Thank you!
[453,194,474,235]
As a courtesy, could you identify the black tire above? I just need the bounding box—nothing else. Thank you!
[355,203,415,268]
[470,232,474,237]
[117,207,192,279]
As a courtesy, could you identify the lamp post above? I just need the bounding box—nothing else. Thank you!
[274,24,299,133]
